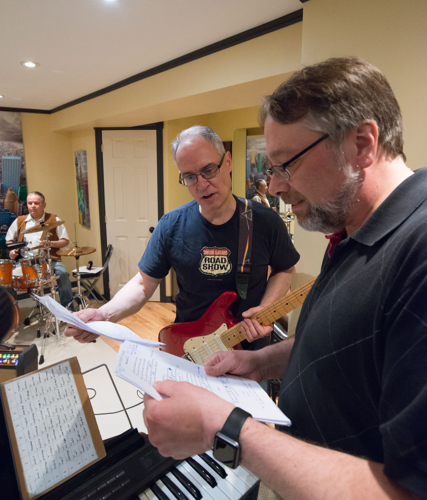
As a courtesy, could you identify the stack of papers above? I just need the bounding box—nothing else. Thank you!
[115,341,291,427]
[36,296,291,426]
[34,295,162,347]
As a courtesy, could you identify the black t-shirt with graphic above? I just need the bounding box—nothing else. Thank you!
[139,197,299,331]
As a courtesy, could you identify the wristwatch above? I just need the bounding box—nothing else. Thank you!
[213,407,252,469]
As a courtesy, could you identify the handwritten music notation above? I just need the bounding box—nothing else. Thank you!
[4,360,100,498]
[114,341,291,426]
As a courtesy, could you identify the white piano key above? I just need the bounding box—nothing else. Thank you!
[192,454,248,496]
[189,456,242,500]
[206,450,259,488]
[178,462,224,500]
[139,488,158,500]
[138,492,152,500]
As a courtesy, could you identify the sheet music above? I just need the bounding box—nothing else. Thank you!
[115,341,291,426]
[34,295,163,347]
[3,360,101,498]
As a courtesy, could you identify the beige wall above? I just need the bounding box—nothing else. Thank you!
[20,114,76,274]
[19,0,427,298]
[292,0,427,288]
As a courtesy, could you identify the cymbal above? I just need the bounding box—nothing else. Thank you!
[21,220,65,234]
[57,246,96,257]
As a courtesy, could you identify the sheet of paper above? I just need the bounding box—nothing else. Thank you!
[114,341,291,426]
[34,295,162,348]
[3,360,101,498]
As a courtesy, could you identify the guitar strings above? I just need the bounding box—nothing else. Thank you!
[194,279,317,363]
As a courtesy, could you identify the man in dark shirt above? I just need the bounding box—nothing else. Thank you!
[143,58,427,499]
[66,126,298,349]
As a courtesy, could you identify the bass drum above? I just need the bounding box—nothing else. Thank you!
[0,288,20,343]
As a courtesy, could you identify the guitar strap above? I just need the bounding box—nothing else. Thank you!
[236,198,253,300]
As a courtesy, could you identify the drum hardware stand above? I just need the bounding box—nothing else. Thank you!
[57,240,96,311]
[18,236,61,364]
[72,253,89,311]
[36,234,64,364]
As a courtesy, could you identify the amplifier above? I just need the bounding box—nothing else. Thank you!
[0,344,38,383]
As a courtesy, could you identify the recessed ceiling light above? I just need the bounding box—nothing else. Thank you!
[0,95,4,99]
[21,61,40,68]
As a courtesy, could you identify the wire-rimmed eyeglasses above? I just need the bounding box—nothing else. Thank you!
[179,154,225,187]
[265,134,329,181]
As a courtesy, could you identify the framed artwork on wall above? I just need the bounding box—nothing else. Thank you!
[74,150,90,228]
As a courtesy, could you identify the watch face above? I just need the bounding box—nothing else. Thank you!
[213,432,240,469]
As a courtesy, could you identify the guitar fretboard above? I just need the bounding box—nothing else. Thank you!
[220,278,316,349]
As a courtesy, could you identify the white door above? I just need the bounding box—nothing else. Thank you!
[102,129,160,300]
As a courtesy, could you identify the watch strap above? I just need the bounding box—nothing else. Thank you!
[220,407,252,441]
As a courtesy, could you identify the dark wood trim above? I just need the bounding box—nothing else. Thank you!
[2,10,302,115]
[95,122,167,302]
[0,107,51,114]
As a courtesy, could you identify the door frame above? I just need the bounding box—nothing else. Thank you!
[94,122,165,301]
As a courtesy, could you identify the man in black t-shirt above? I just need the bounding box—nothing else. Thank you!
[65,126,298,349]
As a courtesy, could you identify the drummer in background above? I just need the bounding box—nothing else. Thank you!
[6,191,74,311]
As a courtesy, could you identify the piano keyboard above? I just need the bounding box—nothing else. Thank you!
[38,429,258,500]
[138,450,259,500]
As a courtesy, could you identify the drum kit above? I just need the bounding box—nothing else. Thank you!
[1,219,96,363]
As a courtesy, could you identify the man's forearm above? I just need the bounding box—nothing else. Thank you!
[98,271,160,323]
[260,266,296,307]
[240,420,416,500]
[258,336,294,381]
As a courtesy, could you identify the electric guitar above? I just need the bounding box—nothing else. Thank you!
[159,277,316,364]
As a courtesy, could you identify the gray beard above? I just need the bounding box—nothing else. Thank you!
[297,168,361,234]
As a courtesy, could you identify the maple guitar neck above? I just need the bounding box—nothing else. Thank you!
[219,277,316,350]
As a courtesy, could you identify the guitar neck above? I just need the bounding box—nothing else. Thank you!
[220,278,316,349]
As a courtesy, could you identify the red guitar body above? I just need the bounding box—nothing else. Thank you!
[159,291,241,357]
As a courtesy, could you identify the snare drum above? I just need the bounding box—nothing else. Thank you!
[0,260,13,287]
[12,275,37,291]
[20,258,39,284]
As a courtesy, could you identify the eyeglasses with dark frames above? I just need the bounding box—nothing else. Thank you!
[179,154,226,187]
[265,133,329,181]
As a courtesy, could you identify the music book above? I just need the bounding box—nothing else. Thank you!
[0,357,106,500]
[114,341,292,427]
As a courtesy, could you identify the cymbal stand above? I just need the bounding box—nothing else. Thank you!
[34,233,62,365]
[72,251,89,311]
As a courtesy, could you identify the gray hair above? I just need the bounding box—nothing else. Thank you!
[27,191,45,203]
[171,126,225,161]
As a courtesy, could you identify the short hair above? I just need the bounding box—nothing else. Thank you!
[255,179,267,190]
[171,126,225,161]
[259,57,405,160]
[27,191,45,203]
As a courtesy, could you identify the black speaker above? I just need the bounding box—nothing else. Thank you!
[0,344,38,383]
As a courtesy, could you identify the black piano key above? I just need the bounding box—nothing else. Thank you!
[162,475,189,500]
[171,468,202,500]
[185,458,217,488]
[150,482,170,500]
[198,453,227,479]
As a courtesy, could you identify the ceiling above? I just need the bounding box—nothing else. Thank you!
[1,0,303,113]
